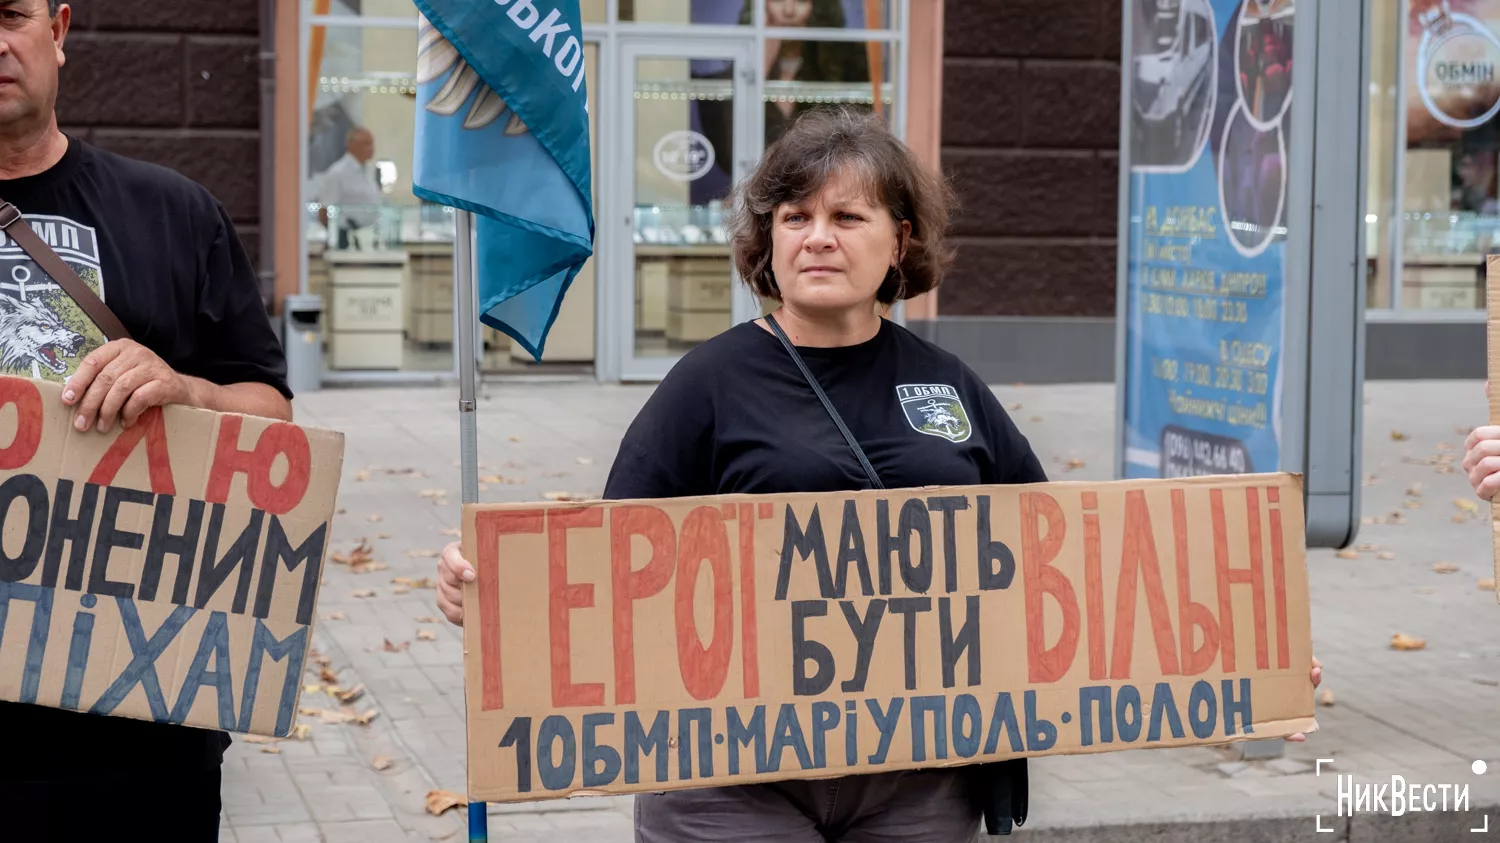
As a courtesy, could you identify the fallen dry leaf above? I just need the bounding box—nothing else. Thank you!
[419,489,447,499]
[1064,458,1086,471]
[302,683,322,694]
[1335,549,1359,559]
[1391,430,1409,441]
[319,665,339,684]
[261,745,282,754]
[509,434,522,443]
[1434,562,1460,574]
[350,561,390,574]
[1378,552,1396,560]
[1030,415,1043,422]
[1480,578,1496,591]
[1457,498,1481,514]
[319,709,356,725]
[427,789,466,816]
[417,629,438,641]
[1318,689,1336,707]
[242,734,279,744]
[415,616,440,623]
[1407,483,1424,497]
[406,549,441,559]
[1437,442,1454,451]
[292,723,313,740]
[479,474,503,483]
[355,709,379,725]
[1391,633,1427,651]
[335,684,366,704]
[1454,515,1470,524]
[1416,587,1438,594]
[383,639,410,653]
[1403,500,1423,510]
[377,532,392,540]
[351,589,377,599]
[1356,543,1378,552]
[323,611,347,621]
[372,755,394,771]
[543,491,577,501]
[392,586,410,595]
[440,528,461,537]
[367,514,383,522]
[355,469,371,482]
[577,456,595,465]
[393,576,437,589]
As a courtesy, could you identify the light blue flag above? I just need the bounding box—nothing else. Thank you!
[412,0,594,361]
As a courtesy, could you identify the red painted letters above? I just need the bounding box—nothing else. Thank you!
[0,378,41,470]
[203,416,311,515]
[675,507,734,700]
[549,507,606,707]
[1110,490,1180,678]
[88,407,175,494]
[609,505,676,705]
[476,509,544,711]
[1021,492,1079,683]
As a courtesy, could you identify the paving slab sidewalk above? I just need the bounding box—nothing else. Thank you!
[217,378,1500,843]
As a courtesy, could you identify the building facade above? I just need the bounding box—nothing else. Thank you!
[91,1,1478,385]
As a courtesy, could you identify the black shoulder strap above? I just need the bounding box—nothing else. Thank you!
[764,312,883,490]
[0,199,131,341]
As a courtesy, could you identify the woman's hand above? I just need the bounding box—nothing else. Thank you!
[437,541,475,626]
[1284,655,1323,743]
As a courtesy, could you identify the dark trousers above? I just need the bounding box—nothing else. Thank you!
[636,769,981,843]
[0,767,223,842]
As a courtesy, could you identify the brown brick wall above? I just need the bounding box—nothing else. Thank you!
[940,0,1121,317]
[57,1,263,265]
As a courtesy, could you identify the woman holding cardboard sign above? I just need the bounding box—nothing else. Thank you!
[437,105,1320,841]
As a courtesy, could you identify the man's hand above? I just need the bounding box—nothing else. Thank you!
[62,339,192,433]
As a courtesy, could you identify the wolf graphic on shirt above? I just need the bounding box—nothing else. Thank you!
[0,214,107,383]
[897,384,972,443]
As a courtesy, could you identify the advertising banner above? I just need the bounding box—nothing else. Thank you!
[1122,0,1295,479]
[0,377,345,737]
[462,474,1317,802]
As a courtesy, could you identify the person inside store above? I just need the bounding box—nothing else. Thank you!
[693,0,871,205]
[313,125,383,249]
[0,2,293,840]
[433,104,1322,841]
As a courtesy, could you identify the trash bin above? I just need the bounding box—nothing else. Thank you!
[283,294,324,396]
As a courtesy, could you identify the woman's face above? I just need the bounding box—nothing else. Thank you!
[770,168,906,316]
[766,0,813,27]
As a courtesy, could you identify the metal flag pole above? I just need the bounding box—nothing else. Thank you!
[454,208,487,842]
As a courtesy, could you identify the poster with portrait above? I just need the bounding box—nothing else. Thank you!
[1122,0,1293,480]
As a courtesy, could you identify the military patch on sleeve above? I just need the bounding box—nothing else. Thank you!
[897,384,972,443]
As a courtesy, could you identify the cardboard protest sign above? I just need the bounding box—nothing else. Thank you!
[461,472,1316,803]
[1487,255,1500,602]
[0,376,344,737]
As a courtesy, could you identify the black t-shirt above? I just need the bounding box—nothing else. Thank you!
[0,136,289,782]
[604,317,1047,500]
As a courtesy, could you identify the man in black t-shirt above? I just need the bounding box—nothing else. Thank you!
[0,3,293,839]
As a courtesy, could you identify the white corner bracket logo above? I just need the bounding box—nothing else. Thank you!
[1314,757,1489,833]
[897,384,972,444]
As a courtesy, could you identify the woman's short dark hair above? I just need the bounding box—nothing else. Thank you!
[727,105,957,305]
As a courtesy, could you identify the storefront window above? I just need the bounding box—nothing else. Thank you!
[1368,0,1500,312]
[622,0,892,30]
[311,0,604,23]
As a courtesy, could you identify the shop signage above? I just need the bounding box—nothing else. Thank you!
[1121,0,1293,480]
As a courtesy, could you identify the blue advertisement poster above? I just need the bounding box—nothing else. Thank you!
[1122,0,1294,479]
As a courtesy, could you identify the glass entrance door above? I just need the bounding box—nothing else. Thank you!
[614,38,758,381]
